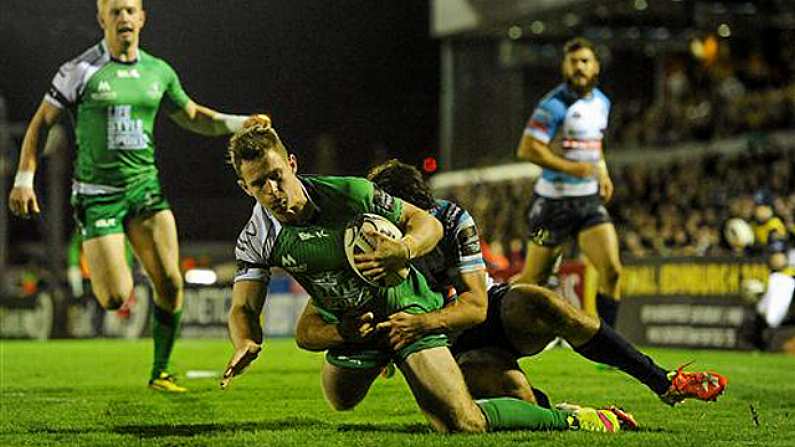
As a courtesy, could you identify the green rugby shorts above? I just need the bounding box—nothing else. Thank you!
[325,333,448,369]
[71,176,170,240]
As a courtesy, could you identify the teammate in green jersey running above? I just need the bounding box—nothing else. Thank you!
[8,0,268,392]
[219,123,629,434]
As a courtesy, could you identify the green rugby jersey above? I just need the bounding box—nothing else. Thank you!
[234,176,444,323]
[45,41,190,190]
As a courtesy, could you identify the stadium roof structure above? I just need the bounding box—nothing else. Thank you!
[432,0,795,44]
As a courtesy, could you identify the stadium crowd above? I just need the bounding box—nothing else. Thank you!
[439,144,795,278]
[610,147,794,259]
[609,34,795,147]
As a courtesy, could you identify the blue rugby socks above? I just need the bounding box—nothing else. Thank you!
[574,320,670,395]
[596,293,619,328]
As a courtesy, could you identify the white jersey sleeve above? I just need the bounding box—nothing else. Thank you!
[44,41,110,109]
[234,203,282,284]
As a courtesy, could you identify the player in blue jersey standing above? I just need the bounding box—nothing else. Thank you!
[514,37,622,328]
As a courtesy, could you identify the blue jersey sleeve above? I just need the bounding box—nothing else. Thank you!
[525,95,567,144]
[452,210,486,274]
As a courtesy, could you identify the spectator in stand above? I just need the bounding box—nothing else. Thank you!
[752,190,787,253]
[439,146,793,261]
[773,194,795,243]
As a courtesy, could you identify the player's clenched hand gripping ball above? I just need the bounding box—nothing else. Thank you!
[345,213,409,288]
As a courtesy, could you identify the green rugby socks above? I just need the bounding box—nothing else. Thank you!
[476,397,569,431]
[151,305,182,380]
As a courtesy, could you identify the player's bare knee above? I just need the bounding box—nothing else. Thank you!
[500,375,536,403]
[602,263,622,288]
[327,400,356,411]
[157,273,184,303]
[321,379,364,411]
[514,285,567,323]
[323,393,360,411]
[512,283,550,302]
[446,408,488,433]
[95,287,131,310]
[102,297,124,311]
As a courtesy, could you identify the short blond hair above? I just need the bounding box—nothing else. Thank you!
[97,0,143,14]
[228,125,289,177]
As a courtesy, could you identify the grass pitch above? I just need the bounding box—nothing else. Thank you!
[1,338,792,446]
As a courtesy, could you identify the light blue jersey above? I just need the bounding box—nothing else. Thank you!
[412,199,487,297]
[525,84,610,198]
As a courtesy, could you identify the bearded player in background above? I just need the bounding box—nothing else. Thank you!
[514,37,623,329]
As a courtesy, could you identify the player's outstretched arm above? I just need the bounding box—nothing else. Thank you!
[8,101,62,218]
[169,100,270,136]
[221,280,266,389]
[377,269,487,351]
[516,134,594,179]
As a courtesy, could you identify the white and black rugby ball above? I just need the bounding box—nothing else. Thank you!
[724,218,754,248]
[344,213,409,288]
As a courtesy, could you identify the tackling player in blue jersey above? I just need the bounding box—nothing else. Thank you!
[226,125,635,433]
[297,160,727,410]
[514,37,622,327]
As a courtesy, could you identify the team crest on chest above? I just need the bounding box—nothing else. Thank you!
[91,80,117,100]
[147,81,161,99]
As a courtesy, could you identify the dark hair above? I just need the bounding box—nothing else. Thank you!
[753,189,773,206]
[563,37,598,61]
[367,159,435,210]
[227,125,288,177]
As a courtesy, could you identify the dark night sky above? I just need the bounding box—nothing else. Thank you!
[2,0,439,242]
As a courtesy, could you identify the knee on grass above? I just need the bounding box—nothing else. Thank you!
[433,409,488,434]
[323,393,364,411]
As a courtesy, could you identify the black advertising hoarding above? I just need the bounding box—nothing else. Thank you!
[0,273,309,340]
[617,257,768,350]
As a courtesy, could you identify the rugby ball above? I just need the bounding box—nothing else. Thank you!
[344,213,409,288]
[724,218,754,248]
